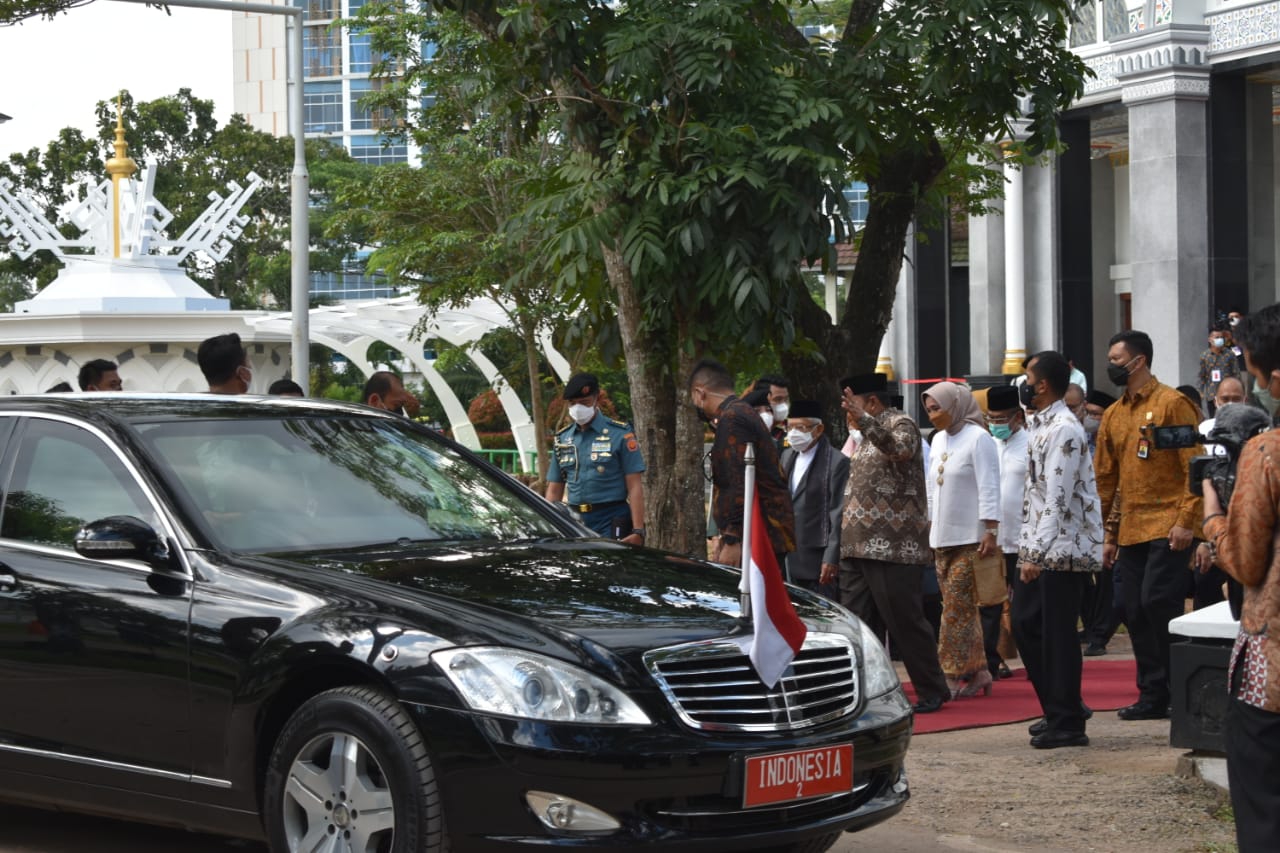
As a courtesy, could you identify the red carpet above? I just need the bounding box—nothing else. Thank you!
[902,659,1138,735]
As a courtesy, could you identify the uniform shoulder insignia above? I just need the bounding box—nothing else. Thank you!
[607,417,630,428]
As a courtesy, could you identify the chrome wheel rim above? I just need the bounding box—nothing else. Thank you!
[282,732,395,853]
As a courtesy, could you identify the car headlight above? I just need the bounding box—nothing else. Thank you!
[433,647,653,725]
[858,619,900,698]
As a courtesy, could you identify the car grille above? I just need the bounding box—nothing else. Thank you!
[643,632,859,732]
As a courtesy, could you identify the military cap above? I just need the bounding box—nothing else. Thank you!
[563,372,599,400]
[743,388,771,408]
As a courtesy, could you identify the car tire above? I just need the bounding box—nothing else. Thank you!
[264,685,447,853]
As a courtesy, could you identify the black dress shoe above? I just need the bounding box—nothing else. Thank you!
[912,696,946,714]
[1028,718,1048,736]
[1117,700,1170,721]
[1030,730,1089,749]
[1083,644,1107,656]
[997,663,1013,679]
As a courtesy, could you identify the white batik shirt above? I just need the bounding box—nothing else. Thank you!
[1018,398,1104,572]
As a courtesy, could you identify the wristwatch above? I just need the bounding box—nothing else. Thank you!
[631,527,646,541]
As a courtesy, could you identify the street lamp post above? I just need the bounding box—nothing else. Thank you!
[108,0,310,393]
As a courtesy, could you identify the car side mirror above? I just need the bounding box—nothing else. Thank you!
[75,515,173,571]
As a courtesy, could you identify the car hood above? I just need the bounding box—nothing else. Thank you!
[280,539,849,659]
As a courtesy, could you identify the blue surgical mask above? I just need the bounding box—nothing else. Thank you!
[988,423,1012,441]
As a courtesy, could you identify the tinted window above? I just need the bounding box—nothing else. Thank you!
[1,419,158,549]
[134,417,561,553]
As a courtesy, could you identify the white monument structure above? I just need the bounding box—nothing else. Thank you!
[0,110,291,392]
[0,113,566,473]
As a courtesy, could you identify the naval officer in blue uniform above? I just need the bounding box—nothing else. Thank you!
[545,373,647,544]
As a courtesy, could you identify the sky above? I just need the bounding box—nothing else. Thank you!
[1,2,235,160]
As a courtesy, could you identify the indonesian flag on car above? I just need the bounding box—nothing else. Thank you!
[747,499,807,688]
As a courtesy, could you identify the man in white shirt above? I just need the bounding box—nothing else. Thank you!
[1015,351,1104,749]
[984,384,1027,680]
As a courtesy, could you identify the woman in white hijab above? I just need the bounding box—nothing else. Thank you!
[922,381,1002,698]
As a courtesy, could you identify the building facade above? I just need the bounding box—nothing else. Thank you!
[944,0,1280,392]
[231,0,418,166]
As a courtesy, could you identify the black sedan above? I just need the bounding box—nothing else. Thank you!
[0,396,911,852]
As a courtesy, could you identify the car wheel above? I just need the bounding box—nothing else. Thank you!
[264,685,447,853]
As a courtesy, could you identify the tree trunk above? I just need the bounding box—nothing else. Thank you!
[783,142,949,437]
[603,243,705,556]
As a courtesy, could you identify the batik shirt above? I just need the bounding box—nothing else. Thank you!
[1018,398,1103,573]
[840,409,931,565]
[1198,347,1241,405]
[710,396,796,554]
[1204,430,1280,713]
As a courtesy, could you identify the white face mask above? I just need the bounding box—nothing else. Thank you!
[759,411,774,430]
[1212,337,1226,348]
[568,403,595,425]
[786,428,814,453]
[772,402,789,422]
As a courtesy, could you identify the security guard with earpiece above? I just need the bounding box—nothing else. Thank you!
[545,372,647,544]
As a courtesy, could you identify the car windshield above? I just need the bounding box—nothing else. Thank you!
[132,416,562,553]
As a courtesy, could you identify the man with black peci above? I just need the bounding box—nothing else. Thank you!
[780,401,849,595]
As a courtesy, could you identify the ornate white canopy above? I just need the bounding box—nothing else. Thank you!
[250,296,570,472]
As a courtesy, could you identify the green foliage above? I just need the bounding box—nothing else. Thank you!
[353,0,1090,545]
[0,0,165,25]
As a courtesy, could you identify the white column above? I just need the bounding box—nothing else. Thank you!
[1001,154,1027,375]
[877,262,905,381]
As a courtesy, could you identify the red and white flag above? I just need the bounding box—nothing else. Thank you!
[746,499,807,688]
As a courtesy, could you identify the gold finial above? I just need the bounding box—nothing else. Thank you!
[105,95,137,181]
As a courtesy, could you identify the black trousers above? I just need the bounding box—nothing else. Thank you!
[1083,566,1125,648]
[1115,538,1189,705]
[1011,570,1089,733]
[1225,697,1280,853]
[840,557,950,704]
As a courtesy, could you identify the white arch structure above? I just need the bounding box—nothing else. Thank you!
[250,296,571,473]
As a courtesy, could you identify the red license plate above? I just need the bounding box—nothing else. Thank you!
[742,744,853,808]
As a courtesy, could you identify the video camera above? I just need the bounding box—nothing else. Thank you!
[1151,404,1272,505]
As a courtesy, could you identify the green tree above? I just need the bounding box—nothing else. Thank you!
[334,6,583,485]
[319,1,1089,553]
[0,0,165,25]
[1,89,371,311]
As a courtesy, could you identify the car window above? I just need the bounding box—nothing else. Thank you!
[1,419,159,549]
[133,416,563,553]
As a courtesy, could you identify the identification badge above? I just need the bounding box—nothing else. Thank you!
[1137,437,1150,459]
[1212,369,1222,383]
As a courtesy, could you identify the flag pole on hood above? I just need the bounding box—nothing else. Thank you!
[740,443,808,688]
[739,442,755,619]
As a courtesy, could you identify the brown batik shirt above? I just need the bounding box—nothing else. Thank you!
[840,408,931,565]
[710,396,796,554]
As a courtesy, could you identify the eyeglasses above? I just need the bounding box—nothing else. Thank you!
[987,413,1016,425]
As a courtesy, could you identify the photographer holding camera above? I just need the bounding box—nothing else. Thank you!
[1201,304,1280,853]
